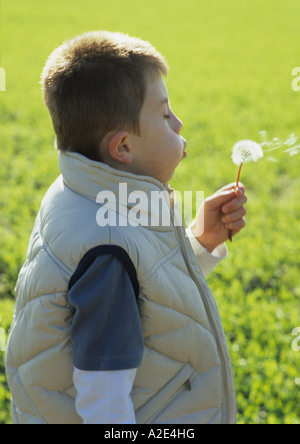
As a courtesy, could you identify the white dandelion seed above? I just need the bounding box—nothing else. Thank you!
[232,140,264,165]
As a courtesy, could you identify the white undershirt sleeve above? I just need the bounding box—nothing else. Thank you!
[73,367,137,424]
[186,224,227,277]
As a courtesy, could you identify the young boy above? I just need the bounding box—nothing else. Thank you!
[5,31,247,424]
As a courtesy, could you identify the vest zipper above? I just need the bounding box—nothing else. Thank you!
[185,379,192,391]
[174,222,236,424]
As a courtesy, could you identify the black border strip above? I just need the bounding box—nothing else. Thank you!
[68,245,139,299]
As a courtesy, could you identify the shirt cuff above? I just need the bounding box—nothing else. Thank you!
[73,367,137,424]
[186,224,227,277]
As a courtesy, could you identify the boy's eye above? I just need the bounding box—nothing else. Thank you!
[164,115,171,119]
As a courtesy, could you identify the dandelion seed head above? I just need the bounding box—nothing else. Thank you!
[232,140,264,165]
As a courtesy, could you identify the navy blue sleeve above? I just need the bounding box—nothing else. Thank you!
[68,248,144,371]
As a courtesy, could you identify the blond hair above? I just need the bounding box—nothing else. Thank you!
[41,31,168,160]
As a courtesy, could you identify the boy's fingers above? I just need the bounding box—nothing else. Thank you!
[222,194,247,214]
[222,207,247,224]
[206,185,246,211]
[224,217,246,232]
[219,182,245,194]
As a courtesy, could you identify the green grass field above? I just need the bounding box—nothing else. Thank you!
[1,0,300,424]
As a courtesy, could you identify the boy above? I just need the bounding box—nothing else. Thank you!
[5,31,247,424]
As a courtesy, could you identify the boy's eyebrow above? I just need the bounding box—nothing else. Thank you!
[152,97,169,112]
[156,97,169,110]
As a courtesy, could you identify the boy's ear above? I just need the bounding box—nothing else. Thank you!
[108,131,133,165]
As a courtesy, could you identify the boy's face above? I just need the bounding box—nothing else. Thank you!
[129,75,187,184]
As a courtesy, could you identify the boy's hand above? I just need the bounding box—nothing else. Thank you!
[191,183,247,252]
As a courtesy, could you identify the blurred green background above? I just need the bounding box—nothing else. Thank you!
[0,0,299,424]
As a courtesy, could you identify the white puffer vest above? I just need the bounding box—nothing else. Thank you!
[6,152,236,424]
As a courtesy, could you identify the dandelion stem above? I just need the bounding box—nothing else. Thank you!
[229,163,243,242]
[236,163,243,188]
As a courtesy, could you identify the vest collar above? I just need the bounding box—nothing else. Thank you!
[59,151,177,232]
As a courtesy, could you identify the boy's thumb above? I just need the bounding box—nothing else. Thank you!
[206,189,236,210]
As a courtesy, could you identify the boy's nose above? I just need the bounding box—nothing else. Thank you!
[174,116,183,134]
